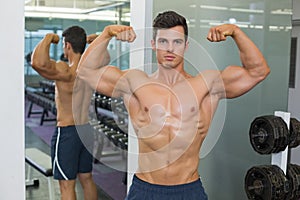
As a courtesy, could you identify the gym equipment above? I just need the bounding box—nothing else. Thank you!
[246,112,300,199]
[244,165,289,200]
[26,80,56,125]
[249,115,289,154]
[286,164,300,200]
[39,80,55,94]
[26,90,56,125]
[245,164,300,200]
[25,148,55,200]
[90,92,129,163]
[91,93,129,141]
[289,118,300,148]
[249,115,300,154]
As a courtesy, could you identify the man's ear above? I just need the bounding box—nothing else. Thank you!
[185,40,189,52]
[66,42,72,50]
[151,39,156,51]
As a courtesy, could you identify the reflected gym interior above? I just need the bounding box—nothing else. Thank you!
[2,0,300,199]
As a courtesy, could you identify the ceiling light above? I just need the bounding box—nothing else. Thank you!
[25,3,125,15]
[271,9,292,15]
[230,8,264,13]
[200,5,228,10]
[24,11,130,22]
[25,6,82,14]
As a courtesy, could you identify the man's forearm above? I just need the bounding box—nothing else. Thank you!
[31,34,55,70]
[77,28,113,90]
[79,28,112,72]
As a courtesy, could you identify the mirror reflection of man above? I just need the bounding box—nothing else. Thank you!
[31,26,109,200]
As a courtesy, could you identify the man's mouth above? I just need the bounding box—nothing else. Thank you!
[165,55,175,61]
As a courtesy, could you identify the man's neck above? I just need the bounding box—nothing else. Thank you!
[68,53,81,68]
[154,65,188,85]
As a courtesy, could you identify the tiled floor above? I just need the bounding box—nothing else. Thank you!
[25,126,114,200]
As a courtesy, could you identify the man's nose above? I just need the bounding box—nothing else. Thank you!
[167,43,174,52]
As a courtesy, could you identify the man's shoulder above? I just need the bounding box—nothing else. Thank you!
[125,68,149,78]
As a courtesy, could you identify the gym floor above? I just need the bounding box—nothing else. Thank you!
[25,127,114,200]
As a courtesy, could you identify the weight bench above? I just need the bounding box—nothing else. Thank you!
[25,148,55,200]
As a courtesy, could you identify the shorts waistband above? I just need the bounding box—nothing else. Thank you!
[56,123,89,129]
[55,124,90,131]
[132,175,203,194]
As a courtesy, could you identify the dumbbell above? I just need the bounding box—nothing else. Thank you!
[92,124,105,131]
[113,101,127,114]
[245,164,300,200]
[249,115,300,154]
[109,121,120,130]
[98,126,113,135]
[289,118,300,148]
[111,133,126,146]
[244,165,289,200]
[101,96,110,109]
[106,97,112,110]
[95,94,102,108]
[103,130,118,139]
[118,137,128,150]
[286,163,300,200]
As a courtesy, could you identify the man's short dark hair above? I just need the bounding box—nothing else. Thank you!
[62,26,86,54]
[153,11,188,41]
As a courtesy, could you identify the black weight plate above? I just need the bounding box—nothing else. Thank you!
[249,115,288,154]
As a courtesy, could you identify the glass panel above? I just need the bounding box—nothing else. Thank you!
[153,0,292,199]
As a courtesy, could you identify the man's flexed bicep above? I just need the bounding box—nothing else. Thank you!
[207,24,270,99]
[31,33,72,81]
[220,65,266,98]
[197,68,258,100]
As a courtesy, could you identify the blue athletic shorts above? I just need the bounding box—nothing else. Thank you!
[125,175,208,200]
[51,124,94,180]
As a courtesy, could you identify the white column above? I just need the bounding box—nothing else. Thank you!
[0,0,25,199]
[271,111,290,174]
[127,0,153,191]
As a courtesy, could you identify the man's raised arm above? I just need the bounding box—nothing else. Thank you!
[31,33,62,80]
[207,24,270,99]
[77,25,136,92]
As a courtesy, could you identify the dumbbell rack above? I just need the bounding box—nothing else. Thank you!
[26,80,56,125]
[245,111,300,199]
[89,92,129,163]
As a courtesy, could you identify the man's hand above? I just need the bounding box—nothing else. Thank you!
[87,34,98,44]
[104,25,136,42]
[207,24,239,42]
[46,33,60,44]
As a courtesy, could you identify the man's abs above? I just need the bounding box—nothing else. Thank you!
[136,144,201,185]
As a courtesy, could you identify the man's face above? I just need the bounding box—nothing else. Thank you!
[152,26,188,69]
